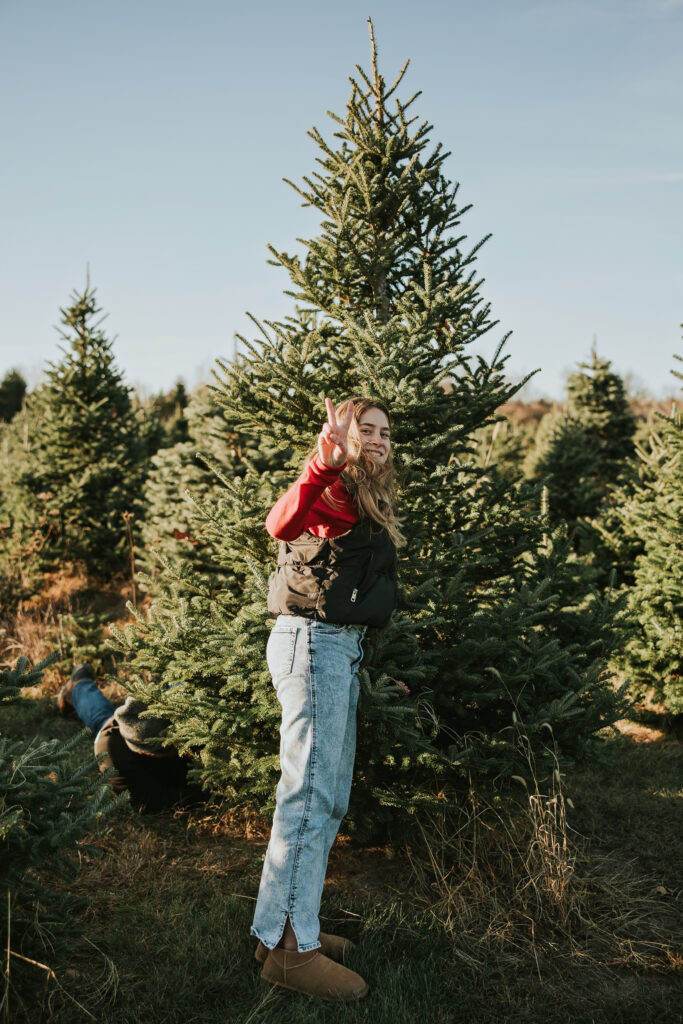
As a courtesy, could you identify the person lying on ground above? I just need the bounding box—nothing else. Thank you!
[57,663,204,814]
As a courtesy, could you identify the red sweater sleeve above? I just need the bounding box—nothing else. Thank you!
[266,455,359,541]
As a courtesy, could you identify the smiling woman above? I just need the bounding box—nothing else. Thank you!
[358,405,391,461]
[322,397,404,549]
[252,395,403,1000]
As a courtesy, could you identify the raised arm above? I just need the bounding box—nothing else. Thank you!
[266,398,356,541]
[265,455,345,540]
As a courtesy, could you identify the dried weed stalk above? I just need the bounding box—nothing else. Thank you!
[409,736,677,978]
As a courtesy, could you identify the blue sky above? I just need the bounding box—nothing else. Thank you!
[1,0,681,398]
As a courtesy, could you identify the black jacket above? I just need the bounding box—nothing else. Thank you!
[267,519,397,628]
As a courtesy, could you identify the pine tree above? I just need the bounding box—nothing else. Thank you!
[1,655,113,1015]
[565,350,636,464]
[1,282,148,575]
[142,379,191,455]
[471,415,535,485]
[0,369,27,422]
[137,384,282,592]
[113,25,625,838]
[609,357,682,715]
[525,351,636,527]
[524,407,604,524]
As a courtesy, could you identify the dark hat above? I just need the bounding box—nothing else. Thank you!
[114,697,173,755]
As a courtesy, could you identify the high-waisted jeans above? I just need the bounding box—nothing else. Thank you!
[251,615,366,952]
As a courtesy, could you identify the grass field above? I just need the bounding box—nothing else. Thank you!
[3,689,681,1024]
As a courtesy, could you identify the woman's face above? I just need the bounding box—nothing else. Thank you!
[357,407,391,464]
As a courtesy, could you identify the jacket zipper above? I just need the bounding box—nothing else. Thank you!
[351,550,374,604]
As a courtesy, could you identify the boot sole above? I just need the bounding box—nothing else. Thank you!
[261,972,370,1001]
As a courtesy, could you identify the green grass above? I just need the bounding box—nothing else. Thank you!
[570,732,683,890]
[4,698,682,1024]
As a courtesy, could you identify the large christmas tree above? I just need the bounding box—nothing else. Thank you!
[0,282,148,575]
[115,26,625,838]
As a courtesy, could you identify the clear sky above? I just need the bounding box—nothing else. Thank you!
[1,0,681,399]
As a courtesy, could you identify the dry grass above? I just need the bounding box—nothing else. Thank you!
[616,719,669,744]
[0,565,143,697]
[2,566,681,1021]
[3,691,681,1023]
[407,753,681,987]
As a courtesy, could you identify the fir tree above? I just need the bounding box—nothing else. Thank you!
[1,655,113,1014]
[609,357,682,715]
[525,407,604,524]
[113,26,625,838]
[137,384,282,592]
[138,385,228,589]
[0,405,47,611]
[142,378,191,455]
[0,395,38,527]
[471,415,534,486]
[2,282,148,575]
[0,369,27,422]
[525,350,636,529]
[565,350,636,465]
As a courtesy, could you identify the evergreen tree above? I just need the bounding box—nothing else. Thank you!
[565,350,636,462]
[1,282,148,575]
[137,384,281,592]
[0,369,27,422]
[609,357,682,715]
[0,401,48,611]
[524,352,637,585]
[471,415,535,485]
[1,655,113,1015]
[525,407,604,524]
[113,26,625,838]
[138,385,225,586]
[141,378,191,455]
[0,395,38,526]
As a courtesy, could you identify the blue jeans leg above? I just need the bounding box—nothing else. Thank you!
[320,662,361,879]
[70,679,115,736]
[251,616,365,953]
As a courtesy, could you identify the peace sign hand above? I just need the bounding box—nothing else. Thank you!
[318,398,355,468]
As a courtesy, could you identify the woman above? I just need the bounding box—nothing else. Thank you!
[251,396,403,1001]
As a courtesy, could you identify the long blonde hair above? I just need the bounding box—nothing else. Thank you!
[315,397,405,548]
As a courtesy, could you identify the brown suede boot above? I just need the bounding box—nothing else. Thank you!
[254,932,355,965]
[261,947,369,1001]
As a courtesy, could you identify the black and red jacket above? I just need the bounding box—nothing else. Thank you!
[266,455,397,629]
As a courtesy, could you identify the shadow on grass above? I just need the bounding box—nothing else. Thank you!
[570,730,683,890]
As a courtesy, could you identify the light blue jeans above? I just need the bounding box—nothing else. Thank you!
[251,615,366,952]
